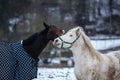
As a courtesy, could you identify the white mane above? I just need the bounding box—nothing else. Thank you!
[78,27,101,58]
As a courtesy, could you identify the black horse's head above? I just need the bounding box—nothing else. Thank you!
[43,22,64,41]
[23,22,64,45]
[22,22,64,58]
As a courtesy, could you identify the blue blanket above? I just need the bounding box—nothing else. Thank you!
[0,41,39,80]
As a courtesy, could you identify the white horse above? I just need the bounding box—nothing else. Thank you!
[53,27,120,80]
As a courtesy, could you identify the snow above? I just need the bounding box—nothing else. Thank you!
[33,68,76,80]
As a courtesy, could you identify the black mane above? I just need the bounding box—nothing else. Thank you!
[22,29,49,59]
[22,33,38,46]
[23,29,48,46]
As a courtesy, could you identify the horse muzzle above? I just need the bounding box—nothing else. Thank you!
[53,38,61,48]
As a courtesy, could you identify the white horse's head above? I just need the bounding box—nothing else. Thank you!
[53,26,83,48]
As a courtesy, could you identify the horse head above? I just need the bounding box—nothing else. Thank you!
[22,22,64,58]
[43,22,64,41]
[53,26,83,48]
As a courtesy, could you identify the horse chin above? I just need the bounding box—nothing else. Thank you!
[56,44,61,48]
[57,46,61,49]
[53,42,61,48]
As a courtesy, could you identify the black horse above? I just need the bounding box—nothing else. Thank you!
[0,22,63,80]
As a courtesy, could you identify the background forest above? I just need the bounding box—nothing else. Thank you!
[0,0,120,55]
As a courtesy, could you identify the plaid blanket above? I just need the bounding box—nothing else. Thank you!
[0,41,39,80]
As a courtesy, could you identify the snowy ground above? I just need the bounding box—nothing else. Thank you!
[33,68,76,80]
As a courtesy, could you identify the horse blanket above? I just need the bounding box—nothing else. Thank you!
[0,41,39,80]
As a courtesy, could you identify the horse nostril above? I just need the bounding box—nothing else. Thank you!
[55,39,58,43]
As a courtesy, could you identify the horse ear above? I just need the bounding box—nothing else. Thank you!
[76,27,81,36]
[62,30,65,34]
[43,22,50,29]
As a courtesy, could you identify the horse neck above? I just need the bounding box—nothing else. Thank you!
[71,33,102,61]
[22,30,49,59]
